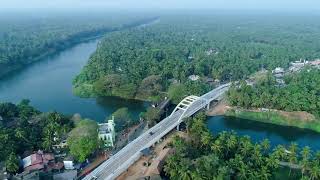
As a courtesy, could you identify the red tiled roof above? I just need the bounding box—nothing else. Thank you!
[24,164,44,172]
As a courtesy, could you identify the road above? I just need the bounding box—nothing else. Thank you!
[83,83,230,180]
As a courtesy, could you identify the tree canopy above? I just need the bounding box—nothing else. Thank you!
[67,119,99,162]
[74,13,320,103]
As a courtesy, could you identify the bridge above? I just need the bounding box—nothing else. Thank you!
[83,83,231,180]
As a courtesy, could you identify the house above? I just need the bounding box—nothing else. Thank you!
[310,59,320,68]
[98,116,116,147]
[22,150,54,172]
[63,156,75,170]
[272,67,285,76]
[188,75,200,81]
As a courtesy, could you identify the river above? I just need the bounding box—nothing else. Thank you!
[0,39,149,122]
[0,36,319,150]
[207,116,320,150]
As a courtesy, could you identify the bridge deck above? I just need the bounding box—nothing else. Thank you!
[83,84,230,180]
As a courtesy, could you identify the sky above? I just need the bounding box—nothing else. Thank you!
[0,0,319,11]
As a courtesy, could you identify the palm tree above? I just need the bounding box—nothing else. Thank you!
[237,164,248,180]
[251,144,263,166]
[200,131,212,148]
[260,139,270,154]
[211,140,223,156]
[300,146,311,178]
[265,154,280,169]
[273,145,287,161]
[15,127,29,143]
[226,134,237,153]
[259,166,271,180]
[309,164,320,180]
[288,143,298,177]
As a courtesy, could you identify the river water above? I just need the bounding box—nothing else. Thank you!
[0,39,149,122]
[207,116,320,150]
[0,37,319,150]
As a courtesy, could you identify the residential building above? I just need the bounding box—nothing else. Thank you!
[98,116,116,147]
[63,156,75,170]
[22,150,54,172]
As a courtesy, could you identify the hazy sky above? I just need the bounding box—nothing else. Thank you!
[1,0,319,11]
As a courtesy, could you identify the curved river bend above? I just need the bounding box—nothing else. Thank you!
[0,39,149,122]
[0,38,319,150]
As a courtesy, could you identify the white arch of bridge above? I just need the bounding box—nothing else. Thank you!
[169,95,208,123]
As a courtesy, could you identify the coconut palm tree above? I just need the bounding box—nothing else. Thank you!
[300,146,311,178]
[260,139,270,155]
[309,163,320,180]
[288,143,298,177]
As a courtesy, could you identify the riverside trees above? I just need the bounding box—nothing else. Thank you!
[164,113,320,180]
[0,12,153,78]
[227,68,320,119]
[73,13,320,103]
[0,100,74,172]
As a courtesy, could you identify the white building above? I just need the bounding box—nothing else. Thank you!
[188,75,200,81]
[98,117,116,147]
[63,156,75,170]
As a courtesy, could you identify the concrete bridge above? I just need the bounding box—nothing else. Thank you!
[83,83,231,180]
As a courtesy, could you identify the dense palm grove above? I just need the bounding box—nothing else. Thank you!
[164,113,320,180]
[227,68,320,118]
[0,11,154,78]
[73,13,320,103]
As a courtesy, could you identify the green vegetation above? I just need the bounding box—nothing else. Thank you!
[67,119,99,162]
[227,68,320,130]
[0,12,156,78]
[226,110,320,133]
[164,113,320,180]
[140,107,162,127]
[0,100,74,171]
[111,107,135,131]
[74,13,320,103]
[5,153,19,174]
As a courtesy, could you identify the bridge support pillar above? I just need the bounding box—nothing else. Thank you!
[207,103,210,110]
[176,124,180,131]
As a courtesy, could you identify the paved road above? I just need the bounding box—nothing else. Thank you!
[83,83,230,180]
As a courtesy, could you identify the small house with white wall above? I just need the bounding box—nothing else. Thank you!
[98,116,116,147]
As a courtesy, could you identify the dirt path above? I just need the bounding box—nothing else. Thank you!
[206,100,230,116]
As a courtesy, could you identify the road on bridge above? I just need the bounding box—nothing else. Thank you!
[83,83,230,180]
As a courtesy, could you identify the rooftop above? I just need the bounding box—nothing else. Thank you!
[98,123,111,134]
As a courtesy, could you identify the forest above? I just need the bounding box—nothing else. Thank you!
[0,100,100,173]
[73,13,320,103]
[0,11,156,78]
[164,112,320,180]
[227,68,320,119]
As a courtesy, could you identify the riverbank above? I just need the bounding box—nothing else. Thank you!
[206,100,320,133]
[226,109,320,133]
[0,32,107,80]
[0,17,159,80]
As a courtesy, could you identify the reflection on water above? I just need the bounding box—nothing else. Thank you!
[207,116,320,150]
[0,39,148,122]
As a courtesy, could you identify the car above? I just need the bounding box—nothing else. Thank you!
[149,131,154,136]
